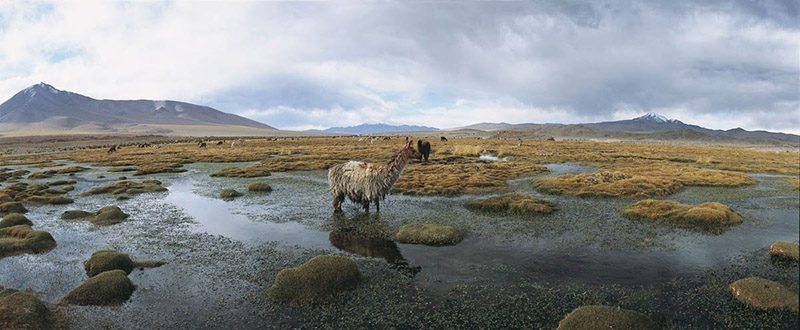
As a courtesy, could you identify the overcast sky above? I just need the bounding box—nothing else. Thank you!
[0,1,797,133]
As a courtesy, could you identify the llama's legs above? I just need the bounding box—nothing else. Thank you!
[375,200,380,213]
[333,193,344,212]
[362,201,370,212]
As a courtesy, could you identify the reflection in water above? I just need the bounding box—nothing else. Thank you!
[329,213,420,276]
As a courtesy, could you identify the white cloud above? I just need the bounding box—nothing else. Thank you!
[0,1,797,133]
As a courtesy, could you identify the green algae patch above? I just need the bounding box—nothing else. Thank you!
[0,225,56,258]
[395,224,463,246]
[0,202,27,214]
[729,277,798,312]
[61,206,129,226]
[0,213,33,228]
[83,180,167,196]
[465,194,554,215]
[623,199,742,233]
[266,255,360,304]
[84,250,166,277]
[769,241,799,261]
[247,182,273,192]
[557,305,655,330]
[62,270,136,306]
[0,286,58,330]
[220,188,243,199]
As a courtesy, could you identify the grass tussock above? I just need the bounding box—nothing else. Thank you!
[62,270,136,306]
[465,194,554,215]
[0,225,56,258]
[0,181,75,209]
[61,206,129,226]
[219,188,243,199]
[83,180,167,195]
[786,178,800,190]
[395,224,463,246]
[395,157,548,195]
[536,165,756,198]
[769,241,799,261]
[0,286,58,330]
[557,305,655,330]
[247,182,272,192]
[26,166,87,179]
[266,255,360,304]
[84,250,165,277]
[623,199,742,233]
[0,213,33,228]
[211,166,271,178]
[729,277,798,312]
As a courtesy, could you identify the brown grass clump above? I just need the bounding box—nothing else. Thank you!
[247,182,273,192]
[0,202,27,214]
[219,189,243,199]
[395,158,548,195]
[0,213,33,228]
[266,255,360,304]
[557,305,655,330]
[84,250,166,277]
[536,165,755,198]
[61,206,129,226]
[0,286,58,330]
[83,180,167,195]
[729,277,798,312]
[0,225,56,258]
[27,166,88,179]
[769,241,799,261]
[786,178,800,190]
[465,194,554,215]
[211,166,271,178]
[395,224,463,246]
[61,270,136,306]
[623,199,742,233]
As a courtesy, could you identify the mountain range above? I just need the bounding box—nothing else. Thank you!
[0,83,275,136]
[315,123,439,134]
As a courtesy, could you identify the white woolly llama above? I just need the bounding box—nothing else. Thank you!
[328,140,422,212]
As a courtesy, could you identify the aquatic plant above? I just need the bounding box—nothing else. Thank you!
[465,194,554,215]
[557,305,655,330]
[266,255,361,304]
[729,277,798,312]
[395,224,463,246]
[623,199,742,233]
[62,270,136,306]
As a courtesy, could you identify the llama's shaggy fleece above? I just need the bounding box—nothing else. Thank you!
[328,141,420,212]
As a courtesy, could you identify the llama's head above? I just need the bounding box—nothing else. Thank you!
[403,140,423,160]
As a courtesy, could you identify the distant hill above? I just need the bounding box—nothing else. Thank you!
[449,113,799,146]
[320,123,439,134]
[0,83,275,135]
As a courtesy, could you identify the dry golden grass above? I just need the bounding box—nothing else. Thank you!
[535,163,756,198]
[1,137,797,197]
[786,178,800,190]
[623,199,742,233]
[769,241,799,261]
[465,194,554,215]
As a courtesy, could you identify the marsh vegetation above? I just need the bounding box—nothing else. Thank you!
[0,136,796,328]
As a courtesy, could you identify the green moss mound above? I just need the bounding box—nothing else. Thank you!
[0,202,27,214]
[60,206,129,226]
[623,199,742,233]
[557,305,655,330]
[0,225,57,258]
[62,270,136,306]
[0,286,57,330]
[84,250,166,277]
[220,188,243,199]
[60,210,94,220]
[266,255,360,304]
[465,194,554,215]
[769,241,799,261]
[83,180,167,196]
[0,213,33,228]
[730,277,799,312]
[247,182,273,192]
[395,224,463,246]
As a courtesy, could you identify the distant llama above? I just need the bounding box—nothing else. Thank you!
[440,136,448,142]
[328,140,422,212]
[107,145,117,154]
[416,140,431,161]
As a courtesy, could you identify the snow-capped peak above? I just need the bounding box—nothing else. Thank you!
[636,113,673,123]
[22,82,61,97]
